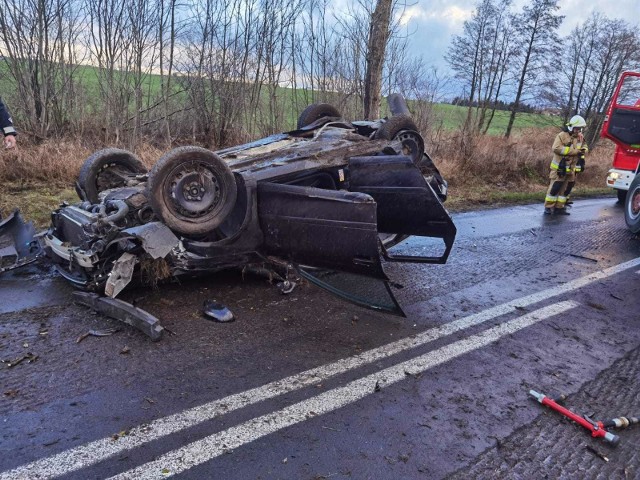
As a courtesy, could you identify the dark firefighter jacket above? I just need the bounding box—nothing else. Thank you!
[0,98,16,137]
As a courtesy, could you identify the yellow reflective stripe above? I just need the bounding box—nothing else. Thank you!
[562,146,570,155]
[550,162,559,170]
[557,197,567,203]
[545,195,557,202]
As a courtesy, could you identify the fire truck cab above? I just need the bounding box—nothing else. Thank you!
[601,71,640,204]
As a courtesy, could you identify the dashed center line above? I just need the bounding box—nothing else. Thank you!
[2,256,638,480]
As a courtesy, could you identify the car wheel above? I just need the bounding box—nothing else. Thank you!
[146,146,237,236]
[616,188,627,203]
[375,115,424,164]
[297,103,341,129]
[78,148,147,203]
[625,175,640,233]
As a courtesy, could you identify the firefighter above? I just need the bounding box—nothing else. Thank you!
[0,97,17,149]
[544,115,588,215]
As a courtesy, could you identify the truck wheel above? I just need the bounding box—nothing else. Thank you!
[375,115,424,164]
[78,149,147,203]
[297,103,341,129]
[616,189,627,203]
[625,175,640,233]
[146,147,237,236]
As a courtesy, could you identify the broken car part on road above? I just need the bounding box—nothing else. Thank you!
[2,94,456,318]
[73,292,164,341]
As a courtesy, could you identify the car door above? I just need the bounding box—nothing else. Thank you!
[348,155,456,264]
[257,181,404,315]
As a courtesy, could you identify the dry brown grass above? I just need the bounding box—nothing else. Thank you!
[434,127,614,190]
[0,139,165,183]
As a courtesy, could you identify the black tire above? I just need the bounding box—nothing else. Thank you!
[78,148,147,203]
[624,175,640,234]
[146,146,237,236]
[296,103,341,129]
[375,115,424,164]
[616,188,627,203]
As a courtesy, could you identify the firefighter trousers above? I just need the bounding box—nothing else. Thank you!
[544,171,575,210]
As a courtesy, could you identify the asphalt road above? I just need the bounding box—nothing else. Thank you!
[1,197,639,479]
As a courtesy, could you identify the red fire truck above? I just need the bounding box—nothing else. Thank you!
[601,71,640,233]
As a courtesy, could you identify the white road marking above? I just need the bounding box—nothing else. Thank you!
[1,257,638,480]
[110,301,579,479]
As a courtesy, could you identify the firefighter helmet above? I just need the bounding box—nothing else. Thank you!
[567,115,586,131]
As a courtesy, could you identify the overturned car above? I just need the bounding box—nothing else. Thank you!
[14,96,456,316]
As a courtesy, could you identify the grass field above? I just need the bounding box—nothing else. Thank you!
[0,61,562,136]
[429,103,563,135]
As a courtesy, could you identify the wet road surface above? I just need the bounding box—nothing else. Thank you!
[1,198,639,479]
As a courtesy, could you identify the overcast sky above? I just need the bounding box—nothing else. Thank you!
[393,0,640,89]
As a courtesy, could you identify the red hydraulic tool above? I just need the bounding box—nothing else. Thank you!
[529,390,639,446]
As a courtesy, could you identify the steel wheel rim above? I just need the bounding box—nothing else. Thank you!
[629,187,640,220]
[165,161,222,219]
[395,130,424,161]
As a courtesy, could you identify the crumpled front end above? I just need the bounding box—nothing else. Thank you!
[40,188,180,296]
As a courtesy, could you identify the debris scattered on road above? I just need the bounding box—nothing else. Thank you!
[2,352,38,368]
[43,439,61,447]
[203,300,235,323]
[609,293,623,301]
[585,444,609,462]
[587,302,606,311]
[144,397,156,405]
[76,328,120,344]
[321,426,342,432]
[111,430,130,441]
[277,280,296,294]
[74,292,164,341]
[551,249,599,263]
[120,346,131,355]
[374,380,381,392]
[3,389,19,398]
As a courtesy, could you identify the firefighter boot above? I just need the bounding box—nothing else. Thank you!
[555,208,570,215]
[544,207,553,215]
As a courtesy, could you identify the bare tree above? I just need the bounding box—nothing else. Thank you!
[363,0,392,119]
[546,14,640,145]
[0,0,86,137]
[446,0,512,134]
[504,0,563,138]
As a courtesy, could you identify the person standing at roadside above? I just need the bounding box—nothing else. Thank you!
[543,115,588,215]
[0,97,17,149]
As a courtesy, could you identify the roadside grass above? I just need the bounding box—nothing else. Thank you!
[445,184,614,212]
[0,181,76,228]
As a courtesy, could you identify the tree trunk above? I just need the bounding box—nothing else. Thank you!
[363,0,392,120]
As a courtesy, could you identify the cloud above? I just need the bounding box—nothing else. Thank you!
[399,5,473,27]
